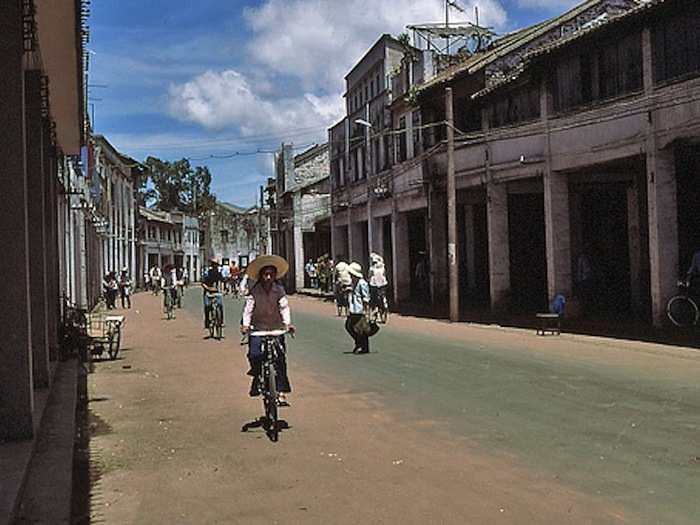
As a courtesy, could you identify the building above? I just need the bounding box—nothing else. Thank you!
[0,0,89,448]
[272,143,331,291]
[137,207,201,283]
[330,0,696,326]
[92,134,137,280]
[205,201,262,269]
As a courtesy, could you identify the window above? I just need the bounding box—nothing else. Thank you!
[489,86,541,128]
[598,33,642,99]
[552,32,642,112]
[653,5,700,84]
[397,116,407,163]
[221,230,229,243]
[412,111,422,157]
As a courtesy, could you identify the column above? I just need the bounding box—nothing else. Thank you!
[544,170,572,302]
[646,146,678,326]
[429,191,448,303]
[391,210,410,306]
[627,185,642,315]
[293,194,304,291]
[464,205,477,292]
[487,183,510,312]
[44,143,59,359]
[0,0,34,440]
[25,70,50,388]
[372,215,384,256]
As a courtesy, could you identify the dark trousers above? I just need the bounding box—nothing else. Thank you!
[345,314,369,353]
[248,335,291,393]
[120,288,131,308]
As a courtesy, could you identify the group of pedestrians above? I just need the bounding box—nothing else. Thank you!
[103,269,132,309]
[305,255,334,292]
[334,252,388,354]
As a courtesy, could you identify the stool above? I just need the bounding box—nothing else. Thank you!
[536,313,561,335]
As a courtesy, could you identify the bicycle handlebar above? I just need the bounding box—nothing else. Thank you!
[250,329,288,337]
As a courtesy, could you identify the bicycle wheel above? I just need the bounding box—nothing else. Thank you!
[265,364,279,441]
[107,327,121,360]
[208,308,215,338]
[215,306,223,339]
[667,295,699,327]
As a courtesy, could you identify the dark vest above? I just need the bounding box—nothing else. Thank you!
[251,283,285,330]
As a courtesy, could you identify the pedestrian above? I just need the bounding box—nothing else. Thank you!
[345,262,371,354]
[334,261,352,317]
[118,268,132,309]
[104,272,118,309]
[368,252,388,312]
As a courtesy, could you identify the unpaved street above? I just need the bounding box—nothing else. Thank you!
[73,289,700,524]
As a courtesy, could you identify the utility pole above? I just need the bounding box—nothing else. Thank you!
[445,0,450,54]
[446,87,459,322]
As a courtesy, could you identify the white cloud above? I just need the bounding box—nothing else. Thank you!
[244,0,507,91]
[168,69,345,137]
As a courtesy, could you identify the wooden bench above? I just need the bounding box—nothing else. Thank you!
[536,313,561,336]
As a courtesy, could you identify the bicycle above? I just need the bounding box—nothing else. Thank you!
[667,280,699,327]
[205,292,224,339]
[250,329,288,442]
[370,285,389,324]
[163,288,176,320]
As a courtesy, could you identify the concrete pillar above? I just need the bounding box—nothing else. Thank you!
[543,170,572,302]
[293,195,304,291]
[391,210,410,306]
[25,70,50,388]
[45,151,59,358]
[646,146,678,326]
[487,183,510,312]
[347,222,353,262]
[0,0,34,440]
[464,205,477,292]
[371,215,385,256]
[429,191,448,303]
[627,185,643,314]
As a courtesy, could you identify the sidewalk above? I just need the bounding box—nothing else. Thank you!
[0,359,78,525]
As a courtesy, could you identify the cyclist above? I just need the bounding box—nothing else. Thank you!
[161,264,178,316]
[201,259,224,329]
[240,255,295,401]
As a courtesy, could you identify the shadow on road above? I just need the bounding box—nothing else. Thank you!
[241,416,290,442]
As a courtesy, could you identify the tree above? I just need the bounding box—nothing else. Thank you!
[142,156,217,214]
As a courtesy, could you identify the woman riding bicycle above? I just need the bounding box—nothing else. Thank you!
[240,255,295,402]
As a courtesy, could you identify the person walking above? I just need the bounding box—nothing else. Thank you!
[345,262,371,354]
[118,268,132,309]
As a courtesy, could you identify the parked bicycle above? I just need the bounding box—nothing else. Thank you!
[667,280,699,327]
[205,292,224,339]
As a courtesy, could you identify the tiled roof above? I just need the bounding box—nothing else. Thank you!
[471,0,666,100]
[417,0,608,95]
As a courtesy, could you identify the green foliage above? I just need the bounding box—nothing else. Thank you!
[142,156,217,214]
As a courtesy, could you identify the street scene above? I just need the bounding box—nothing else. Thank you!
[2,0,700,524]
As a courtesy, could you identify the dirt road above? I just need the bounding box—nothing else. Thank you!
[73,289,700,524]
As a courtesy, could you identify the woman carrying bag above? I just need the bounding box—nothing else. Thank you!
[345,262,378,354]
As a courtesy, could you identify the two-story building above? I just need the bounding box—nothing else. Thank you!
[272,143,331,291]
[205,201,261,269]
[330,0,694,327]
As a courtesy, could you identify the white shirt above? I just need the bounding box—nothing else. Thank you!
[369,263,388,287]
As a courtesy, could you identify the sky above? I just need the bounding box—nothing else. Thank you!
[89,0,582,207]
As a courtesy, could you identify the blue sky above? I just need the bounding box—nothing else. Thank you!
[89,0,580,207]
